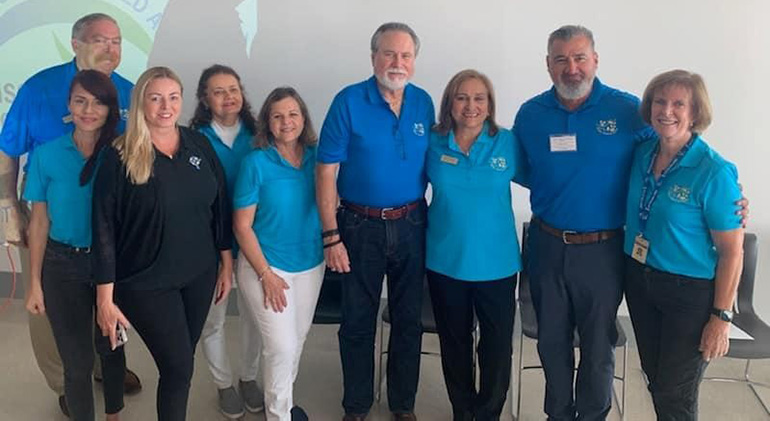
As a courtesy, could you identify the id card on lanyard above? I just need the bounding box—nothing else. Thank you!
[633,138,694,264]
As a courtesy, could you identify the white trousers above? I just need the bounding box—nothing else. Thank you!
[238,257,325,421]
[200,266,262,389]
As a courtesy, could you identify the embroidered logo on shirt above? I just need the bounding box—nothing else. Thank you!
[596,119,617,135]
[668,184,691,203]
[413,123,425,136]
[189,156,202,170]
[489,157,508,171]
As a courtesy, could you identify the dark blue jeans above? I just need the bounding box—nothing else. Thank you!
[337,202,425,415]
[427,270,516,421]
[624,257,713,421]
[527,221,624,421]
[42,240,125,420]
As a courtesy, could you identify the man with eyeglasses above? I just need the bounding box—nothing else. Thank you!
[0,12,138,417]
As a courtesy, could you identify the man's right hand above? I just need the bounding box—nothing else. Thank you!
[2,201,28,247]
[325,241,351,273]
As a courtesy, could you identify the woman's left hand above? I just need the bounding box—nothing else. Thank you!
[214,263,233,305]
[699,317,730,361]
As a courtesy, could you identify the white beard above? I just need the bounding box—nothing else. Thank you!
[555,77,593,100]
[376,69,409,91]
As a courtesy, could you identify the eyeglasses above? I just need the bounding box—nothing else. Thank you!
[83,36,122,47]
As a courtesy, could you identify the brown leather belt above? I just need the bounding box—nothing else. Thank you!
[342,200,421,220]
[534,217,621,245]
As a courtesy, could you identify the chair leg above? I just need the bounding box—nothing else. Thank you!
[514,328,525,420]
[472,325,478,389]
[620,343,627,421]
[377,317,385,403]
[745,360,770,416]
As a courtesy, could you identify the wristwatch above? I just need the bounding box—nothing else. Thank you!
[710,307,734,322]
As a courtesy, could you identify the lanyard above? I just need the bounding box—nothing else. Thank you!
[637,138,694,233]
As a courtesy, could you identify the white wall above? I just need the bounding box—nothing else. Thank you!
[5,0,770,318]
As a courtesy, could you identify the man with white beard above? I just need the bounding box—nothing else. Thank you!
[316,22,434,421]
[512,25,650,420]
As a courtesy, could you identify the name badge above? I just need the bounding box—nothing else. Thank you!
[549,134,577,152]
[632,234,650,264]
[440,154,459,165]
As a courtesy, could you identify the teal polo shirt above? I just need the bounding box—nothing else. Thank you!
[318,76,435,207]
[22,134,97,248]
[426,125,523,281]
[624,136,742,279]
[199,124,255,255]
[233,145,323,272]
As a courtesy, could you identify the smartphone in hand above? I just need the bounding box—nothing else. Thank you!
[115,324,128,347]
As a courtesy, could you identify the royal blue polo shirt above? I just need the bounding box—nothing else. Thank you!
[22,134,98,248]
[0,59,133,169]
[199,123,254,255]
[233,145,322,272]
[513,78,653,231]
[318,76,435,207]
[426,125,523,281]
[624,136,741,280]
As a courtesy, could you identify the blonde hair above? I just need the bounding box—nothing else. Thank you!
[114,66,183,184]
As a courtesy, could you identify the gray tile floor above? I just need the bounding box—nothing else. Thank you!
[0,299,769,420]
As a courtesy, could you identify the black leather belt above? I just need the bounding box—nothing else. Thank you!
[534,217,621,245]
[342,200,420,220]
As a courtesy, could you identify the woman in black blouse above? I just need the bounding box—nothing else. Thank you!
[92,66,233,421]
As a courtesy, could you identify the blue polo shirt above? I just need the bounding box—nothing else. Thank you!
[0,59,133,169]
[426,125,523,281]
[233,145,323,272]
[22,134,97,248]
[318,76,435,207]
[513,78,653,231]
[624,136,741,280]
[199,124,254,256]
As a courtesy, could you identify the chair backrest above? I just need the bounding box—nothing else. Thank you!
[518,222,532,305]
[736,233,759,315]
[313,268,344,324]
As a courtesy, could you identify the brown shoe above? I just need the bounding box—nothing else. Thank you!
[124,368,142,395]
[342,414,366,421]
[393,413,416,421]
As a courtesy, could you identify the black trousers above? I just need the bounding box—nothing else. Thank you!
[625,257,714,421]
[527,221,624,421]
[427,270,516,421]
[116,265,217,421]
[42,240,125,420]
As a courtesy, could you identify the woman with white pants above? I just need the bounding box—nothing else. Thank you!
[234,86,324,421]
[190,64,263,419]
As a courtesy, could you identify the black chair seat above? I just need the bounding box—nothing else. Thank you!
[313,269,343,325]
[728,312,770,359]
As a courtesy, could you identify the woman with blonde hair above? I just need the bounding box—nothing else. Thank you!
[93,66,233,421]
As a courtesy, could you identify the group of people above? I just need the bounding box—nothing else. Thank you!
[0,12,746,421]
